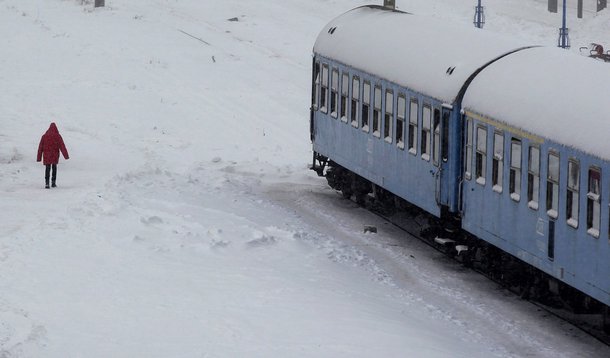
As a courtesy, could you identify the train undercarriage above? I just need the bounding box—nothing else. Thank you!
[311,152,610,336]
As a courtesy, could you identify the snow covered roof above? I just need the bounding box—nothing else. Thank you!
[313,6,527,104]
[462,46,610,160]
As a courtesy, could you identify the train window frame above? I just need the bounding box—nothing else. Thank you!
[396,94,406,149]
[587,167,601,238]
[340,72,349,122]
[432,108,441,166]
[351,76,360,128]
[546,151,560,219]
[509,138,522,201]
[421,104,432,161]
[312,61,320,111]
[528,146,540,210]
[320,64,329,114]
[492,131,504,193]
[384,90,394,143]
[566,158,580,229]
[408,99,418,156]
[373,85,382,138]
[330,68,339,119]
[475,125,487,185]
[362,81,371,133]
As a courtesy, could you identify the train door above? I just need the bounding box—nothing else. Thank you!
[436,106,451,207]
[414,104,442,216]
[433,108,442,205]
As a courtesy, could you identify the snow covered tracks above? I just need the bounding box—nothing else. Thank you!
[335,184,610,347]
[580,43,610,62]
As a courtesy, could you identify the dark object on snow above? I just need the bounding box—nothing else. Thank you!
[579,43,610,62]
[37,123,69,188]
[95,0,104,8]
[364,225,377,234]
[178,29,211,46]
[228,17,239,22]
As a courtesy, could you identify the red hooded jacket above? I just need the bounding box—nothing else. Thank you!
[37,123,69,165]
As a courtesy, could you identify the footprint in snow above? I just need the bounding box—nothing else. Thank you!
[140,215,163,225]
[246,234,277,248]
[0,308,47,352]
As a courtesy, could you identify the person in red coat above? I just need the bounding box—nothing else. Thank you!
[37,122,69,189]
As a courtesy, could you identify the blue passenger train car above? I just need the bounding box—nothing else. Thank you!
[310,4,610,326]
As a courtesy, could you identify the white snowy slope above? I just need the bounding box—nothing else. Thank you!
[0,0,609,357]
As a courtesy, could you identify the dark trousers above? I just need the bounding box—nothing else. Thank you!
[45,164,57,185]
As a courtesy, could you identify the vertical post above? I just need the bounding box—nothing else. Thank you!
[548,0,558,13]
[577,0,583,18]
[383,0,395,10]
[558,0,570,49]
[473,0,485,29]
[95,0,105,7]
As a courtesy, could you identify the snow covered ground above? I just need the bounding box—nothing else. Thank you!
[1,0,609,356]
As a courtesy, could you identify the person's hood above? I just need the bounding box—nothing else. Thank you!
[47,122,59,134]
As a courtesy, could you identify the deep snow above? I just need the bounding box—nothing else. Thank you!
[1,0,610,357]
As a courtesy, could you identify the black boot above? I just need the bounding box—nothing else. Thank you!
[51,181,56,188]
[45,165,51,189]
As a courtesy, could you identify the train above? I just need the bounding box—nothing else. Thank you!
[309,4,610,331]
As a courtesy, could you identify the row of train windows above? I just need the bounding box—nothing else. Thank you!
[464,119,603,239]
[313,62,445,164]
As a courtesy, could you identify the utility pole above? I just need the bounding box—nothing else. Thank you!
[473,0,485,29]
[558,0,570,49]
[383,0,395,10]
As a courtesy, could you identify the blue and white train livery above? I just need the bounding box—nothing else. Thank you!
[309,5,610,329]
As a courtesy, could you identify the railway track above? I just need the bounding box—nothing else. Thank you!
[355,193,610,347]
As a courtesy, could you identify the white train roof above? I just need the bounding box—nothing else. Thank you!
[462,46,610,160]
[313,5,527,104]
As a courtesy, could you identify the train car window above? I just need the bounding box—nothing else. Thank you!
[509,138,522,201]
[441,110,449,162]
[384,90,394,143]
[351,77,360,128]
[546,152,560,219]
[362,81,371,132]
[586,167,601,238]
[528,146,540,210]
[340,73,349,122]
[464,119,473,180]
[373,86,382,138]
[475,125,487,185]
[330,69,339,118]
[432,109,441,166]
[408,99,418,155]
[396,94,406,149]
[492,132,504,193]
[421,105,432,161]
[312,61,320,111]
[566,159,580,228]
[320,64,329,114]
